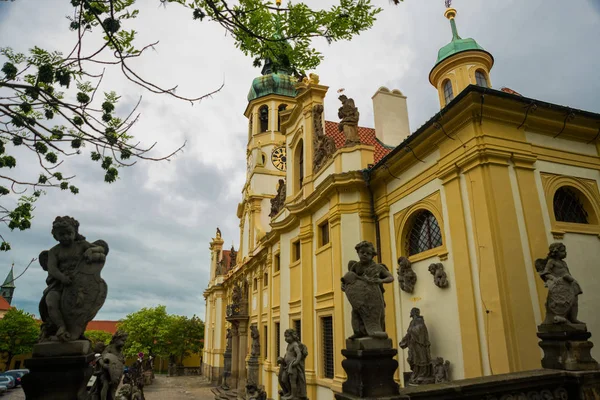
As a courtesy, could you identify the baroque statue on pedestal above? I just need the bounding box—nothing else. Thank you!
[341,241,394,339]
[535,243,584,326]
[399,308,434,385]
[277,329,308,400]
[338,95,360,146]
[38,216,109,342]
[88,330,128,400]
[250,325,260,357]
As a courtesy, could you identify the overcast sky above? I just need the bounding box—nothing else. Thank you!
[0,0,599,321]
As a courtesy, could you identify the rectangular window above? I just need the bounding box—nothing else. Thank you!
[293,241,301,262]
[264,326,268,359]
[264,272,268,287]
[275,322,281,358]
[322,316,334,379]
[274,254,281,272]
[253,277,258,291]
[320,221,330,246]
[294,319,302,342]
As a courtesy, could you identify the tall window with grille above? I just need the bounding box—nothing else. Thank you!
[443,80,454,104]
[554,187,589,224]
[321,316,334,379]
[274,254,281,272]
[319,221,330,247]
[293,319,302,342]
[407,210,443,255]
[263,326,268,359]
[475,70,488,87]
[275,322,281,358]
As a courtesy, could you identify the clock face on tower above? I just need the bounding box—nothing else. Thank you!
[271,146,287,171]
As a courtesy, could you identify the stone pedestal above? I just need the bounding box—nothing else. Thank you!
[246,356,259,386]
[237,322,249,391]
[537,324,599,371]
[335,338,399,400]
[222,350,232,388]
[22,340,94,400]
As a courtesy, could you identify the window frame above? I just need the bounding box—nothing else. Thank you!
[443,79,454,105]
[475,70,488,88]
[292,240,301,263]
[318,220,330,248]
[406,209,443,256]
[259,105,269,132]
[321,316,334,380]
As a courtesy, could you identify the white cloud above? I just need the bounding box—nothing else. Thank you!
[0,0,599,322]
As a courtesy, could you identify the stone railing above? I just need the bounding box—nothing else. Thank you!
[395,369,600,400]
[226,302,249,320]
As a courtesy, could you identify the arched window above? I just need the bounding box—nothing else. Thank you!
[278,104,288,132]
[406,210,443,255]
[443,80,454,104]
[294,139,304,193]
[259,105,269,132]
[475,70,488,88]
[554,187,589,224]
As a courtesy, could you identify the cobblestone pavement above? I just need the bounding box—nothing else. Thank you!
[142,375,216,400]
[2,376,215,400]
[2,387,24,399]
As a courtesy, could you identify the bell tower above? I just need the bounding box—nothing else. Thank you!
[429,4,494,108]
[238,58,298,260]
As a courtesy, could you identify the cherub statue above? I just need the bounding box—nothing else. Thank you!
[535,243,584,326]
[245,383,267,400]
[38,216,108,342]
[428,263,449,288]
[432,357,451,383]
[341,241,394,339]
[338,95,360,146]
[250,325,260,357]
[277,329,308,400]
[397,257,417,293]
[89,330,128,400]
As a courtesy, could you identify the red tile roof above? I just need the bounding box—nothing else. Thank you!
[324,121,392,163]
[0,296,10,311]
[87,320,119,334]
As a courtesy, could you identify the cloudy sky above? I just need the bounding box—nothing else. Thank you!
[0,0,599,321]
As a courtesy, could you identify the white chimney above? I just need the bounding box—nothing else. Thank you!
[372,87,410,147]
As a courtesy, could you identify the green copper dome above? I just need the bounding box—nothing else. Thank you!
[247,69,297,102]
[434,15,487,66]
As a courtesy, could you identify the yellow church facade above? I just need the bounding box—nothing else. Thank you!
[203,7,600,400]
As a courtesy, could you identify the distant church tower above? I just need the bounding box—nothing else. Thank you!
[429,5,494,108]
[1,266,15,305]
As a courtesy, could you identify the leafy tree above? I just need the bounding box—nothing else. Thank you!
[0,308,39,371]
[117,305,171,358]
[165,314,204,365]
[85,329,113,347]
[0,0,393,251]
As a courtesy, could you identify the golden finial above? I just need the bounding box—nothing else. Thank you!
[276,0,282,6]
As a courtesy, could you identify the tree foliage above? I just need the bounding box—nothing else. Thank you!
[117,305,171,358]
[0,308,39,371]
[117,305,204,361]
[85,329,113,346]
[165,314,204,364]
[0,0,394,251]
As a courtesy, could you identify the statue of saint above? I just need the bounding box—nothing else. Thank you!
[277,329,308,400]
[250,325,260,357]
[226,328,232,352]
[232,285,242,304]
[535,243,584,325]
[38,216,108,342]
[341,241,394,339]
[338,95,360,146]
[399,308,434,385]
[89,330,128,400]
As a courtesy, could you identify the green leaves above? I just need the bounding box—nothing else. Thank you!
[0,308,40,366]
[85,330,113,346]
[1,62,18,80]
[117,306,204,360]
